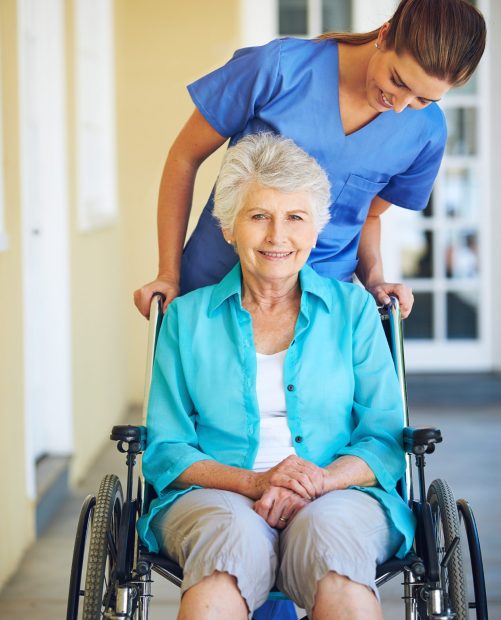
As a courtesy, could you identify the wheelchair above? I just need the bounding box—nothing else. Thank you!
[66,294,488,620]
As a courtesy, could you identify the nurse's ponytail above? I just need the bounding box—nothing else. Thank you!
[318,0,486,87]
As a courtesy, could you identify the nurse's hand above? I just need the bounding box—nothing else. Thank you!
[366,281,414,319]
[133,276,180,318]
[253,486,310,529]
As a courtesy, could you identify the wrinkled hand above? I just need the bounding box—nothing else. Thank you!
[255,455,325,501]
[366,281,414,319]
[254,486,310,529]
[133,277,180,319]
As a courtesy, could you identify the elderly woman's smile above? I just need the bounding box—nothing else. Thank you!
[225,184,318,285]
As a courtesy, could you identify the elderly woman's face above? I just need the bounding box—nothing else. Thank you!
[224,183,317,284]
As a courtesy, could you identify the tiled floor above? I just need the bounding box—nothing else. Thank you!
[1,405,500,620]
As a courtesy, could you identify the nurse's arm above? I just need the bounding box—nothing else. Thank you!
[133,108,227,318]
[356,196,415,319]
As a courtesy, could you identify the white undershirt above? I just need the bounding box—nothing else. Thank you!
[253,349,295,472]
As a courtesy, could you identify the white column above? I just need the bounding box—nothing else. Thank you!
[240,0,278,46]
[18,0,72,498]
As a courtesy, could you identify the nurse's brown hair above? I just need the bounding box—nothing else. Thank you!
[318,0,486,86]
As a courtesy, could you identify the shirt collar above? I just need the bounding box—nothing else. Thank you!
[208,262,332,315]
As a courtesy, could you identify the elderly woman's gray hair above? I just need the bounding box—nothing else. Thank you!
[213,133,331,233]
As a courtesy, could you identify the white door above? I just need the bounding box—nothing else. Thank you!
[18,0,72,498]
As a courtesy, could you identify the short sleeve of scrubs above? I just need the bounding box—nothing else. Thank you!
[187,39,282,138]
[378,107,447,211]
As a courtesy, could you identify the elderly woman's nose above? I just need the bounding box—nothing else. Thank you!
[266,219,286,243]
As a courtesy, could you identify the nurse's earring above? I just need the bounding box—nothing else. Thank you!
[374,42,380,49]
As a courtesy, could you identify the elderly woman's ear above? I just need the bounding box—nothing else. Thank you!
[223,231,235,246]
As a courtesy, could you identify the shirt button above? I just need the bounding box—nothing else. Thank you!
[294,435,303,443]
[248,426,254,435]
[287,384,295,392]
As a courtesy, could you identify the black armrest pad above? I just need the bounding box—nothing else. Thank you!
[110,425,147,449]
[403,426,442,455]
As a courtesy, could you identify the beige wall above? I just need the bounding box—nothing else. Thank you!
[0,0,243,588]
[115,0,241,403]
[66,0,130,484]
[0,0,35,589]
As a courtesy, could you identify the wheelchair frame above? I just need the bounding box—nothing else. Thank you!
[66,294,488,620]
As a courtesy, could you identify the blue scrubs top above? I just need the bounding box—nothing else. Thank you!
[180,37,447,293]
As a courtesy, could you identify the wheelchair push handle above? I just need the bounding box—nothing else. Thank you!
[150,291,166,316]
[142,293,166,423]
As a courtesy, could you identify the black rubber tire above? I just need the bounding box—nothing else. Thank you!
[82,474,123,619]
[457,499,489,620]
[66,494,96,620]
[428,479,468,619]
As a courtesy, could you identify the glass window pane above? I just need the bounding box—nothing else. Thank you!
[443,167,478,219]
[279,0,308,35]
[405,292,434,339]
[445,107,477,156]
[322,0,351,32]
[445,230,479,279]
[402,230,433,279]
[447,291,478,339]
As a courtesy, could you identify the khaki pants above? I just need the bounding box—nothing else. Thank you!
[150,488,402,618]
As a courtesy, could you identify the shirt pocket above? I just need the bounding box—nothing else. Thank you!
[331,174,388,238]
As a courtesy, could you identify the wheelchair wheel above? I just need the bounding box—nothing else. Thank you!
[428,479,468,619]
[82,474,123,619]
[66,494,96,620]
[457,499,488,619]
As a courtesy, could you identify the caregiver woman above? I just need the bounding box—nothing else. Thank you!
[134,0,486,320]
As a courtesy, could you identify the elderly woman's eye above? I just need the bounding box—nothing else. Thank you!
[289,214,303,221]
[251,213,267,220]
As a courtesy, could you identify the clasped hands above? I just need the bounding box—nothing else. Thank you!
[253,455,326,530]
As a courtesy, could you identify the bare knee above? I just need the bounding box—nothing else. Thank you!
[318,571,358,594]
[313,571,383,620]
[179,571,247,620]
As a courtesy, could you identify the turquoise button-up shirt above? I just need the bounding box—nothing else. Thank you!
[137,264,415,558]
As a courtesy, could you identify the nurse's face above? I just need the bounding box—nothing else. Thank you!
[367,30,452,113]
[224,183,317,286]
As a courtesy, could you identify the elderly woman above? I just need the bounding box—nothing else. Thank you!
[137,133,414,620]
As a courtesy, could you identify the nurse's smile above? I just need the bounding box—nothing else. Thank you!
[379,90,393,109]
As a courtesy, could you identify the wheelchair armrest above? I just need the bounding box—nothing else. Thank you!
[403,426,442,455]
[110,425,147,454]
